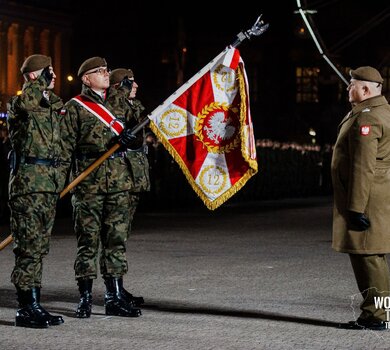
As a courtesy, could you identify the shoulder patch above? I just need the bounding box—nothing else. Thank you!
[360,125,371,136]
[60,109,66,115]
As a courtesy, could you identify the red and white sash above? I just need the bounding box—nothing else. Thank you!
[72,95,124,136]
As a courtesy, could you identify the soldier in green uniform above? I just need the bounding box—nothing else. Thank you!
[62,57,144,319]
[331,66,390,330]
[7,54,68,328]
[109,68,150,226]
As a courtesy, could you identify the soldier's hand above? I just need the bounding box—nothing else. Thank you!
[119,129,143,150]
[120,76,133,91]
[41,66,53,86]
[347,211,370,231]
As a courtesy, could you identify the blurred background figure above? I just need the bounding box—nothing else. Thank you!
[0,124,11,225]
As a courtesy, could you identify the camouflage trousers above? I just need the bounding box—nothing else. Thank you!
[128,193,140,238]
[10,193,57,289]
[72,191,133,279]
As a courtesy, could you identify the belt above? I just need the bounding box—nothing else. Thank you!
[128,145,148,153]
[76,151,127,161]
[21,156,63,168]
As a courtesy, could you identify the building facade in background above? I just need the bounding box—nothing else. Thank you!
[0,1,388,146]
[0,0,72,110]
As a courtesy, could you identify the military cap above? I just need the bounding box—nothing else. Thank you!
[78,56,107,77]
[349,66,383,84]
[20,54,52,74]
[109,68,134,85]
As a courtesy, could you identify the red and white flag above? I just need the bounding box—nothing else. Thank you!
[148,46,258,210]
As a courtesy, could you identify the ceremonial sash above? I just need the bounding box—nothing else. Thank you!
[72,95,124,136]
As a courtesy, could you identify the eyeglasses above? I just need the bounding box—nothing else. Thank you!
[86,67,111,75]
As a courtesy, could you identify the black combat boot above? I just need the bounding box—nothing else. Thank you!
[15,288,50,328]
[117,277,145,306]
[76,279,93,318]
[32,287,64,325]
[104,277,141,317]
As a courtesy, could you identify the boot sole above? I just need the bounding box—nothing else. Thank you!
[49,319,65,325]
[15,320,50,328]
[105,309,142,317]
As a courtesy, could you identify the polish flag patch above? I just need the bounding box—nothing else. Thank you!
[360,125,371,136]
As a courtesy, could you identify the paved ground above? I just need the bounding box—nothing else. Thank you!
[1,196,390,349]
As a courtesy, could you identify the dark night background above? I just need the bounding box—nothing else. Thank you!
[0,0,388,213]
[71,0,390,144]
[2,0,390,144]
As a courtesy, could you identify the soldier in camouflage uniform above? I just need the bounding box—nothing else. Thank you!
[109,68,150,225]
[7,54,68,328]
[61,57,144,319]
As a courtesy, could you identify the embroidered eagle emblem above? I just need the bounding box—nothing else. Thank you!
[360,125,371,136]
[204,112,236,144]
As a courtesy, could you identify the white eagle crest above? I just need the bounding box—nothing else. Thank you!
[204,112,236,144]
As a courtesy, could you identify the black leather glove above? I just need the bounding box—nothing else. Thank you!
[120,77,133,91]
[41,66,53,85]
[119,129,143,150]
[347,211,370,231]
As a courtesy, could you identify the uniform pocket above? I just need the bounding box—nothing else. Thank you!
[126,152,151,192]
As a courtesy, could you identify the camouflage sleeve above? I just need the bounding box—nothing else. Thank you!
[6,97,20,150]
[11,74,48,111]
[130,99,145,121]
[60,101,80,158]
[116,85,130,99]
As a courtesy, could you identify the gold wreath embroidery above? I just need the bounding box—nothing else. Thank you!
[159,108,187,137]
[198,165,228,195]
[195,102,240,154]
[212,64,237,93]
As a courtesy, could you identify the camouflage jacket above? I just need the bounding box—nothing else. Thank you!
[7,75,68,198]
[127,98,150,192]
[128,98,145,122]
[62,85,136,194]
[110,89,150,193]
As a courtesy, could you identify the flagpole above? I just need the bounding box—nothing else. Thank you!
[231,15,269,48]
[0,119,150,251]
[0,15,269,251]
[79,16,269,199]
[95,16,270,137]
[295,0,349,85]
[146,16,269,210]
[100,16,269,138]
[147,15,269,121]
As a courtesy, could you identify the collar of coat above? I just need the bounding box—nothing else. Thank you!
[351,95,388,116]
[80,84,119,104]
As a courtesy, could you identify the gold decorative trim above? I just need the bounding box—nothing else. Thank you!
[159,108,187,138]
[212,64,237,92]
[198,165,228,196]
[150,62,258,210]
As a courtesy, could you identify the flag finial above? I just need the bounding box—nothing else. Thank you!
[231,14,269,48]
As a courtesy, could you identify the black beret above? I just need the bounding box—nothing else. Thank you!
[78,57,107,77]
[20,54,52,74]
[109,68,134,85]
[349,66,384,84]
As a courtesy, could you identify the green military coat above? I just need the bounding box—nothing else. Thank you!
[331,95,390,254]
[7,75,68,198]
